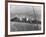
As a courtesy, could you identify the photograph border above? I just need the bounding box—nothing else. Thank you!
[5,0,45,36]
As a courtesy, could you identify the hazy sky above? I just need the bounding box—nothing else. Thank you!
[10,5,41,21]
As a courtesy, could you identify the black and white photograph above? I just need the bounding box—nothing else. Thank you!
[8,2,44,35]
